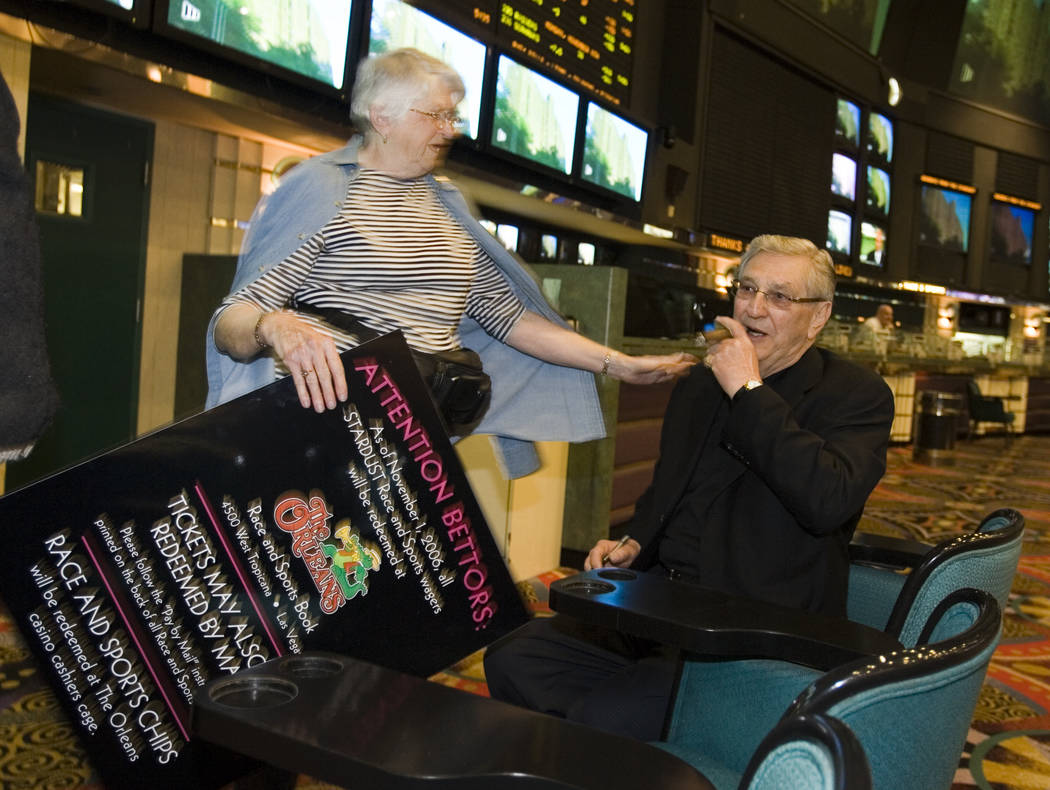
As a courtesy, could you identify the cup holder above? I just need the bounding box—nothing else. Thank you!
[597,569,636,582]
[281,655,344,678]
[560,580,616,595]
[209,676,298,709]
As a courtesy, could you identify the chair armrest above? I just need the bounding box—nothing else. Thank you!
[849,532,933,569]
[549,570,902,671]
[193,651,714,790]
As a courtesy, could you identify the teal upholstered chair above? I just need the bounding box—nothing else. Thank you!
[740,712,870,790]
[847,507,1023,646]
[965,379,1015,439]
[659,588,1000,790]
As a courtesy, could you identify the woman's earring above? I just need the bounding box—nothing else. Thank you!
[381,134,388,144]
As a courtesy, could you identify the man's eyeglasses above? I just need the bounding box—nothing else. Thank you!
[730,280,827,310]
[411,108,465,131]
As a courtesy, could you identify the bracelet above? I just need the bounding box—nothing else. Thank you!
[600,350,613,376]
[253,312,271,350]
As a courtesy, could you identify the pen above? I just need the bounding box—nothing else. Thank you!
[601,534,632,565]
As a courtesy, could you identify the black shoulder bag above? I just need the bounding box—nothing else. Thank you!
[289,300,491,434]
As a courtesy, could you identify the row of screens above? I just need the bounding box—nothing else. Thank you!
[836,99,893,163]
[827,188,1037,266]
[68,0,649,202]
[832,154,891,216]
[828,98,894,268]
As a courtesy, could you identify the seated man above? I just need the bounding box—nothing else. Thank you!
[484,234,894,740]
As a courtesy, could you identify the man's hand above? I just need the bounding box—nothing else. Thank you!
[584,538,641,571]
[703,316,763,397]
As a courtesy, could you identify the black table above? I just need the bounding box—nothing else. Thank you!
[550,569,904,669]
[193,651,714,789]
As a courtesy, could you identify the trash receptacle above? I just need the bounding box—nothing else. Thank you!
[913,390,963,465]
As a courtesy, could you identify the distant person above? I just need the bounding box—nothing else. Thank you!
[0,68,57,467]
[485,235,894,740]
[206,48,695,477]
[855,303,894,354]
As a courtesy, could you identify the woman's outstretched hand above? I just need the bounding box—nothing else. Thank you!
[606,350,699,384]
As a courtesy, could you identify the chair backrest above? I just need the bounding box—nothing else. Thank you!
[848,508,1023,647]
[740,712,871,790]
[788,588,1001,790]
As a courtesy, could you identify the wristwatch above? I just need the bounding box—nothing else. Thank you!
[734,379,763,400]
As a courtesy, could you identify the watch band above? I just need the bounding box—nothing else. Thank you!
[734,379,763,400]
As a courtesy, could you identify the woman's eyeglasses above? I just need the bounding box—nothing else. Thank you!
[730,280,826,310]
[411,108,465,131]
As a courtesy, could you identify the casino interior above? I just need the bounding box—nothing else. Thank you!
[1,0,1050,788]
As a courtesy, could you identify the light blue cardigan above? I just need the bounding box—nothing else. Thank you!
[205,138,606,478]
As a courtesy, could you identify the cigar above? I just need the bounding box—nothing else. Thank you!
[601,535,632,566]
[695,325,732,348]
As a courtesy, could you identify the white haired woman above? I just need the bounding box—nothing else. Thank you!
[206,48,695,477]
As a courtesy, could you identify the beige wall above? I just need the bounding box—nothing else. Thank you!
[136,127,310,435]
[0,32,29,157]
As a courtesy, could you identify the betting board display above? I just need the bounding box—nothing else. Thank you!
[410,0,637,106]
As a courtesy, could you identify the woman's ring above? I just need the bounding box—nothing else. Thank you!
[303,369,315,377]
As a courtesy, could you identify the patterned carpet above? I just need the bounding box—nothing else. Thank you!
[4,435,1050,788]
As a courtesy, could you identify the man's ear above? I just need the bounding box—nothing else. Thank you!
[808,301,832,339]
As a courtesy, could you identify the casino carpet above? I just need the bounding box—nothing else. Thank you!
[3,436,1050,789]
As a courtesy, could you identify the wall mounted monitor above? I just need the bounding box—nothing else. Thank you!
[57,0,150,27]
[835,99,860,147]
[860,221,887,266]
[154,0,354,92]
[827,210,852,256]
[958,302,1010,336]
[866,166,891,215]
[539,233,558,261]
[919,184,972,252]
[368,0,487,139]
[580,102,649,201]
[577,241,596,265]
[491,54,579,176]
[989,200,1035,266]
[867,112,893,163]
[496,223,520,252]
[831,153,857,201]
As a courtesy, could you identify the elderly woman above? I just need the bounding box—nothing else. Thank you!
[206,48,694,477]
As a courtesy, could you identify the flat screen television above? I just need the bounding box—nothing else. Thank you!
[989,200,1035,266]
[919,184,972,252]
[831,153,857,201]
[577,242,596,265]
[866,166,891,215]
[496,223,519,252]
[539,233,558,261]
[154,0,354,92]
[57,0,150,27]
[958,302,1010,335]
[580,102,649,201]
[835,99,860,147]
[367,0,487,139]
[491,54,579,176]
[868,112,893,163]
[827,210,852,256]
[860,221,887,266]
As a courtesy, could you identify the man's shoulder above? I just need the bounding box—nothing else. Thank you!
[814,347,893,398]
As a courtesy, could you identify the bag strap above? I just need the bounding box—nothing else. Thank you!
[289,298,381,342]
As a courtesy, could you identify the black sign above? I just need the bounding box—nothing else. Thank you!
[413,0,637,106]
[0,333,528,788]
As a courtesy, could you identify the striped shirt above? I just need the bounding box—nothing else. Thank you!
[221,169,526,365]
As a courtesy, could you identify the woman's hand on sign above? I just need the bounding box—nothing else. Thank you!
[257,311,349,413]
